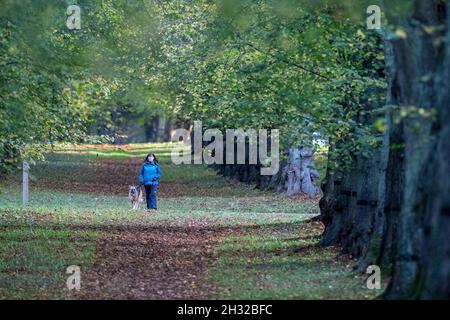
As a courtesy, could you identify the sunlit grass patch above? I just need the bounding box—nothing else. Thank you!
[0,189,316,229]
[50,142,181,160]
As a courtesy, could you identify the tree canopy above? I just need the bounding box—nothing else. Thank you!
[1,0,386,172]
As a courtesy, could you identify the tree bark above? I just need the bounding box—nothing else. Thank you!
[383,0,449,299]
[278,146,321,198]
[320,0,450,299]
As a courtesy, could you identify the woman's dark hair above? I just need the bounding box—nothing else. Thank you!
[144,153,159,165]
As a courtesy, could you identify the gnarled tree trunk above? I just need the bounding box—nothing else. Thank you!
[278,146,320,198]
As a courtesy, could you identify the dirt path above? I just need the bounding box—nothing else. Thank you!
[73,224,227,299]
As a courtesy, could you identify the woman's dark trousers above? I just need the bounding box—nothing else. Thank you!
[144,184,158,209]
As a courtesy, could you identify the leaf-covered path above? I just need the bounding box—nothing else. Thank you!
[73,226,224,299]
[0,143,379,299]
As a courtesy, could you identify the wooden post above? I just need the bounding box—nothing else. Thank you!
[22,145,29,206]
[23,160,29,206]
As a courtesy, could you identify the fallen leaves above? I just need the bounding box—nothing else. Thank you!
[29,156,221,197]
[72,226,228,300]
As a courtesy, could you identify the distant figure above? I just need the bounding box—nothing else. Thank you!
[139,153,162,210]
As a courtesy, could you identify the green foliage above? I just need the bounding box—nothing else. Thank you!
[0,0,168,173]
[1,0,389,175]
[160,0,387,168]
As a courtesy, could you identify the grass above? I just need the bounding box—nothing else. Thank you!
[213,229,379,299]
[0,189,315,229]
[0,226,96,299]
[0,142,382,299]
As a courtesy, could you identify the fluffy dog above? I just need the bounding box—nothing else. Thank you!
[128,185,144,210]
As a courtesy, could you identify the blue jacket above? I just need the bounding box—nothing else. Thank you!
[139,161,162,185]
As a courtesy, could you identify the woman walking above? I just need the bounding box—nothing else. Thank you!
[139,153,162,210]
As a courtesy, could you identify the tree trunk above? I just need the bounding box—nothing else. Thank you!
[383,0,450,299]
[278,146,320,198]
[320,0,450,299]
